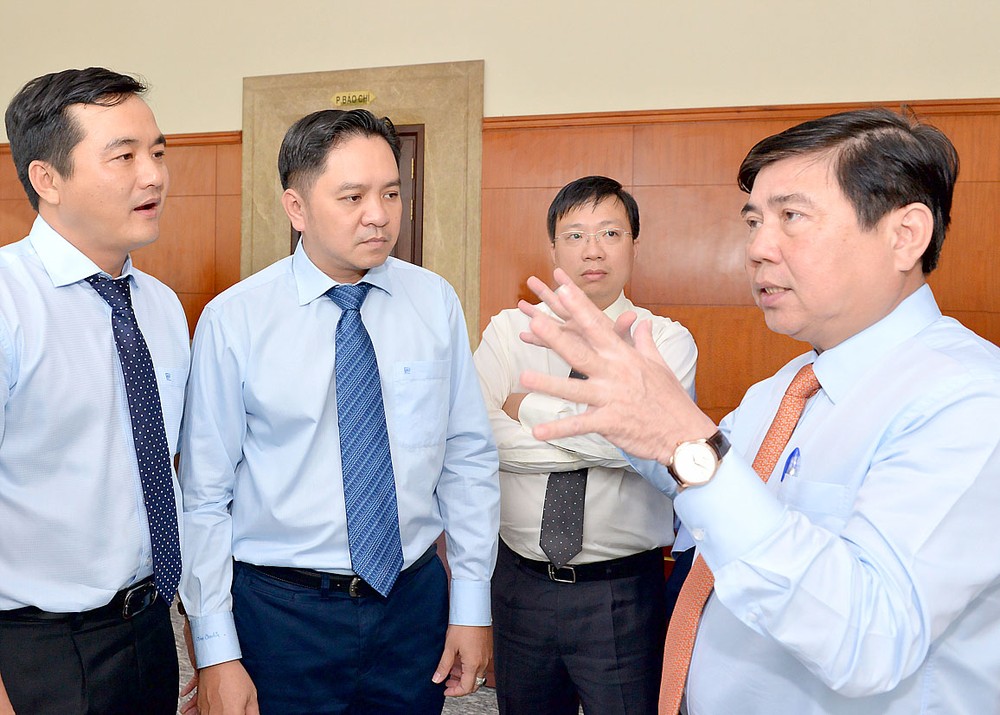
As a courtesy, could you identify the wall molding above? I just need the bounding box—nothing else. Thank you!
[483,98,1000,130]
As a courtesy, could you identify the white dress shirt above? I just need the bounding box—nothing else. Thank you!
[0,216,189,612]
[475,293,697,563]
[180,243,500,668]
[632,285,1000,714]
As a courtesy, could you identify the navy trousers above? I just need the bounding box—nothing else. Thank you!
[492,541,667,715]
[233,553,449,715]
[0,597,177,715]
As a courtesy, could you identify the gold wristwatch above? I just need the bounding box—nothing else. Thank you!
[667,430,731,490]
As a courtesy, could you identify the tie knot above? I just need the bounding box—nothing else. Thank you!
[327,282,372,312]
[86,274,132,311]
[786,363,821,399]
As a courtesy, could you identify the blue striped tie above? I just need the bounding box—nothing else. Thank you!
[327,283,403,597]
[87,274,181,603]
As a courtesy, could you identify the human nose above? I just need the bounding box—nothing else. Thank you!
[362,195,391,227]
[138,152,167,191]
[582,233,606,258]
[746,221,780,266]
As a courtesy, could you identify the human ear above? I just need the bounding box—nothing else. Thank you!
[890,203,933,273]
[28,160,60,206]
[281,188,307,233]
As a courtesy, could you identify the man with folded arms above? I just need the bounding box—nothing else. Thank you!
[475,175,697,714]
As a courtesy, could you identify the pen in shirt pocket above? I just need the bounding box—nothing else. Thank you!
[780,447,801,482]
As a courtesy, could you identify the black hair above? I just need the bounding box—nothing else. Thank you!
[738,108,959,274]
[4,67,147,211]
[546,175,640,241]
[278,108,401,193]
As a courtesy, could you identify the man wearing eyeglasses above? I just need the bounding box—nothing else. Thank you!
[473,176,698,714]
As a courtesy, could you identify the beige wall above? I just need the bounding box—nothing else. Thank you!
[2,0,1000,141]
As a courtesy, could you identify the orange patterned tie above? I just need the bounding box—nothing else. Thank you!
[658,363,821,715]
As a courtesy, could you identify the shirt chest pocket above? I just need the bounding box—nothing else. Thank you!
[391,360,450,448]
[780,478,854,529]
[156,366,188,455]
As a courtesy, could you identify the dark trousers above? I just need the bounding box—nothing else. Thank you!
[0,597,177,715]
[492,541,667,715]
[233,553,449,715]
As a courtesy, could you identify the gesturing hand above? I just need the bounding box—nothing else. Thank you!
[518,269,716,464]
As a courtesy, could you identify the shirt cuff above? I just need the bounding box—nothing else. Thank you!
[624,451,681,498]
[518,391,575,427]
[673,524,696,554]
[448,578,491,626]
[674,456,787,571]
[190,611,243,669]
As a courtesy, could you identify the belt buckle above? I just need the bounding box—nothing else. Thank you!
[547,564,576,584]
[348,577,364,598]
[122,583,158,619]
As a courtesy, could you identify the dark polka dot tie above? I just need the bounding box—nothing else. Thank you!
[327,283,403,597]
[87,274,181,603]
[538,368,589,568]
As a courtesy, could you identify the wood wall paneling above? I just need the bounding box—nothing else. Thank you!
[633,120,798,186]
[925,114,1000,182]
[165,144,217,196]
[215,194,243,293]
[482,126,634,190]
[133,195,217,292]
[0,147,23,199]
[930,181,1000,313]
[0,198,35,247]
[216,143,242,196]
[0,146,33,248]
[629,185,751,306]
[481,187,564,331]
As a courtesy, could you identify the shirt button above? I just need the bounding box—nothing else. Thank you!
[691,528,705,541]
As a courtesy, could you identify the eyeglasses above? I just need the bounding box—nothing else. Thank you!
[553,228,632,246]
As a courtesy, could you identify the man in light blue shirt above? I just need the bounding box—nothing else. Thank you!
[0,68,189,714]
[179,109,500,714]
[515,108,1000,714]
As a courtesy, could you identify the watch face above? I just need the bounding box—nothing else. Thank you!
[672,441,719,486]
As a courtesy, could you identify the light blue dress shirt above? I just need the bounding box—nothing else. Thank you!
[0,217,190,612]
[634,285,1000,714]
[180,243,500,668]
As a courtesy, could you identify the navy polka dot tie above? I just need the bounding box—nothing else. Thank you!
[539,368,589,568]
[327,283,403,597]
[87,275,181,603]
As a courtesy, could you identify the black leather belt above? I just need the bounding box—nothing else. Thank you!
[503,539,663,584]
[244,543,437,598]
[0,577,159,623]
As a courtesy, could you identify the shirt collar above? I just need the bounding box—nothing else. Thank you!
[603,292,634,320]
[27,215,135,287]
[291,240,393,306]
[813,283,941,404]
[538,291,632,320]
